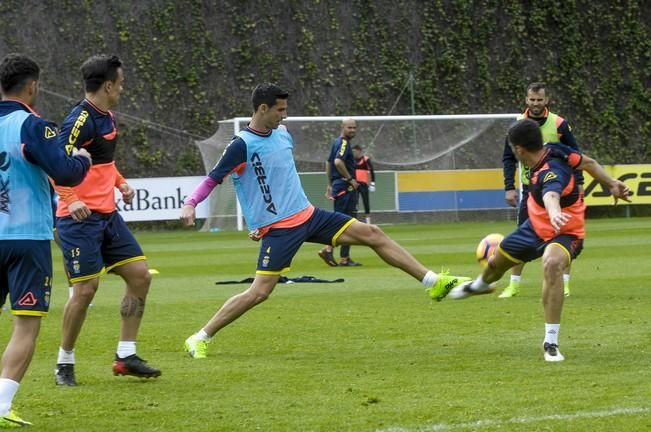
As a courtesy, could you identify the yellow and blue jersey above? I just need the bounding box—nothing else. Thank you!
[54,98,126,217]
[328,136,356,195]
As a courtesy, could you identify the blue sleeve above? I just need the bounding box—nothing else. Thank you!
[558,121,578,150]
[557,120,584,185]
[58,108,95,150]
[502,137,517,190]
[208,136,247,183]
[546,142,583,169]
[327,145,337,182]
[329,139,346,182]
[327,145,335,164]
[21,116,90,186]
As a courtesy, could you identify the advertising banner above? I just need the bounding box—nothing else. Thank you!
[582,165,650,205]
[115,176,209,221]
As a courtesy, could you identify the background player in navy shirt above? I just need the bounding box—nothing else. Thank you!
[319,118,362,266]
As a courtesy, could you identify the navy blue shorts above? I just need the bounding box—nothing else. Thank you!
[0,240,52,316]
[334,190,357,216]
[333,181,358,217]
[56,212,145,283]
[257,208,355,274]
[499,219,583,264]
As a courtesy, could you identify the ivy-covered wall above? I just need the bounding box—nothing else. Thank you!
[1,0,649,176]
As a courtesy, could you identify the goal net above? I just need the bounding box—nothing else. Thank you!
[196,114,518,231]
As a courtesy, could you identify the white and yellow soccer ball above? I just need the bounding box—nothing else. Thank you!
[475,233,504,267]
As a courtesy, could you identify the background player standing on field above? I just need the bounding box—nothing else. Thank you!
[500,82,583,299]
[318,118,362,267]
[179,83,470,360]
[352,144,375,224]
[52,54,160,386]
[449,119,630,362]
[0,53,91,427]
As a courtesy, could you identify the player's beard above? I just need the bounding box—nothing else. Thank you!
[529,106,545,118]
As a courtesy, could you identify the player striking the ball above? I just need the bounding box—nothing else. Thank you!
[448,119,630,362]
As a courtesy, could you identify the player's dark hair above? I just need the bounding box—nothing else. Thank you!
[0,53,40,95]
[508,119,543,152]
[81,54,123,93]
[251,83,288,111]
[527,81,547,95]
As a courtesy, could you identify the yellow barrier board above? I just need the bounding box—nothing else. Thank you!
[398,169,503,192]
[395,165,648,206]
[583,164,650,205]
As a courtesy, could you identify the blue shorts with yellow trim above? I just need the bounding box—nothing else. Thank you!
[56,212,145,283]
[0,240,52,316]
[257,208,353,274]
[500,219,583,264]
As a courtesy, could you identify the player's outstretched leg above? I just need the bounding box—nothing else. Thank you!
[334,221,470,301]
[449,249,517,300]
[185,274,280,359]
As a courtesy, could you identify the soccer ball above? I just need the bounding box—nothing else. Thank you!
[476,233,504,267]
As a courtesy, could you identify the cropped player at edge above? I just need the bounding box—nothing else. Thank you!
[180,83,470,359]
[447,119,631,362]
[0,53,91,427]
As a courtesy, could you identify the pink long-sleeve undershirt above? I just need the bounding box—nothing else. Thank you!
[184,176,219,207]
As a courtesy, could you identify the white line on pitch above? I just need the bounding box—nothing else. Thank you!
[377,407,651,432]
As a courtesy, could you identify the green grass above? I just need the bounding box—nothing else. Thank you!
[3,217,651,431]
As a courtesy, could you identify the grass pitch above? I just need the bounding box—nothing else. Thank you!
[3,217,650,431]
